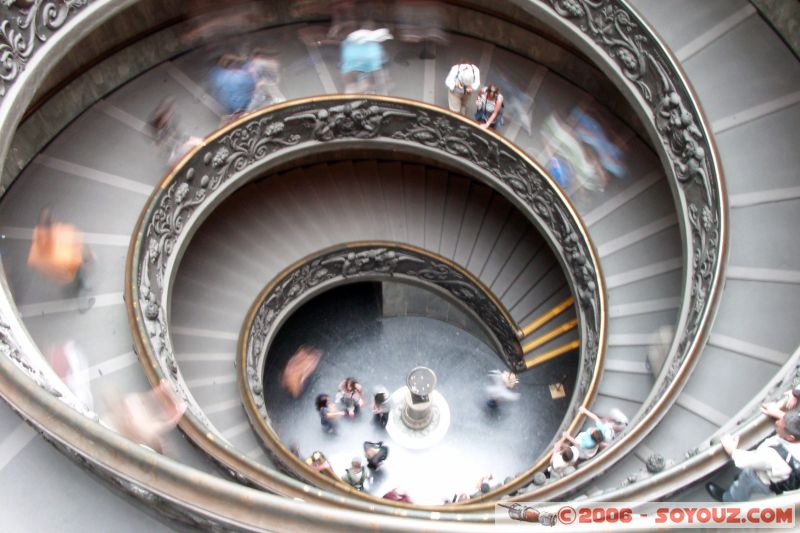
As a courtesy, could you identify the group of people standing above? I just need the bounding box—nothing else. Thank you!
[311,377,391,493]
[547,406,629,478]
[707,387,800,502]
[445,60,505,130]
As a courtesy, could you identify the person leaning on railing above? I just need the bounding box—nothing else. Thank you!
[706,407,800,502]
[444,61,480,116]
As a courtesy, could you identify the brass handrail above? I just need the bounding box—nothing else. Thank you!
[521,318,578,354]
[237,242,530,507]
[518,296,575,339]
[526,340,581,369]
[124,95,607,512]
[0,0,737,525]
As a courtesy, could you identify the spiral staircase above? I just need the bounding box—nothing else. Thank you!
[0,0,798,530]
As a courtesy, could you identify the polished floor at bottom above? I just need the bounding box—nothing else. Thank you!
[263,284,577,504]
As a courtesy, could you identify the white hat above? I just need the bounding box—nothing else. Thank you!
[457,65,475,86]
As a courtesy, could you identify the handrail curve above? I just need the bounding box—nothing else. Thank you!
[237,241,565,503]
[126,95,607,510]
[1,0,778,527]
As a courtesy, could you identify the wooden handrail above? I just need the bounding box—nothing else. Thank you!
[522,318,578,354]
[525,339,580,369]
[518,296,575,338]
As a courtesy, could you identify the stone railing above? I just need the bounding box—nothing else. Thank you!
[596,344,800,502]
[460,0,728,502]
[126,95,607,506]
[0,0,752,525]
[238,243,526,486]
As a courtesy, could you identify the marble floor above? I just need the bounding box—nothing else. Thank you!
[263,283,578,505]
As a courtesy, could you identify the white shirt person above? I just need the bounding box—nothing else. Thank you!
[445,62,480,115]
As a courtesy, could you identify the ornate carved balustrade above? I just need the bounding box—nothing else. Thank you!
[0,0,765,528]
[126,95,606,506]
[238,243,532,488]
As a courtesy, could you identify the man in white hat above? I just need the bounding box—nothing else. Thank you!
[445,61,480,115]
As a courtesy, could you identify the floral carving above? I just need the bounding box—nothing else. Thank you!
[546,0,724,430]
[0,0,88,98]
[130,98,604,485]
[244,245,525,419]
[286,100,415,141]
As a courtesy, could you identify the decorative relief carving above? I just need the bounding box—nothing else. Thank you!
[127,98,604,490]
[0,319,60,396]
[0,318,95,418]
[0,0,89,98]
[285,100,416,141]
[243,245,525,423]
[546,0,724,420]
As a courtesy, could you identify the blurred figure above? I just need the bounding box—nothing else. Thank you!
[327,0,357,40]
[315,393,344,434]
[647,325,673,377]
[471,473,498,497]
[340,26,393,94]
[383,487,412,503]
[182,1,273,48]
[148,98,204,165]
[336,377,365,417]
[548,436,579,477]
[49,340,93,410]
[485,369,520,409]
[393,0,447,60]
[27,207,95,312]
[474,83,505,130]
[343,456,370,491]
[104,379,186,453]
[210,54,255,121]
[569,107,626,181]
[542,113,602,192]
[542,107,627,195]
[546,155,573,190]
[363,440,389,470]
[445,61,480,115]
[280,345,322,398]
[306,450,339,481]
[246,48,285,111]
[579,405,628,441]
[371,386,391,428]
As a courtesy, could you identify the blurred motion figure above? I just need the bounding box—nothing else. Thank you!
[27,207,95,312]
[103,379,187,454]
[280,345,322,398]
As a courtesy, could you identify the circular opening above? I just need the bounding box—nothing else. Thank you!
[262,282,578,504]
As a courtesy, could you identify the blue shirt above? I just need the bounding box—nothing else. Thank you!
[210,66,255,114]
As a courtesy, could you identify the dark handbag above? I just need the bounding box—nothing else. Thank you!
[768,443,800,493]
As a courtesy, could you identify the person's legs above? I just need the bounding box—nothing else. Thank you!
[75,250,96,313]
[343,397,355,416]
[490,105,505,129]
[722,469,773,502]
[459,93,469,115]
[448,90,462,113]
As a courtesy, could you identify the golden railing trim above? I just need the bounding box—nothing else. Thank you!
[521,318,578,354]
[525,340,581,369]
[518,296,575,339]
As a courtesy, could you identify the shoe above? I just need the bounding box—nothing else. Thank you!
[705,482,725,502]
